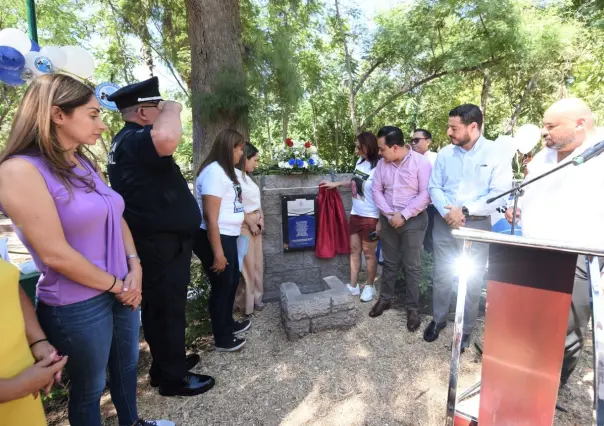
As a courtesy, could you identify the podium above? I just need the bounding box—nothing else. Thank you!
[445,227,604,426]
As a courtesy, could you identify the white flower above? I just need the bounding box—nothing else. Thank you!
[310,154,319,161]
[302,161,309,169]
[309,146,318,154]
[294,150,300,156]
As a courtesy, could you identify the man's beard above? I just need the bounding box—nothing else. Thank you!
[547,135,575,151]
[450,133,472,147]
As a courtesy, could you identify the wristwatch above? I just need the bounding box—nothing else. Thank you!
[461,206,469,216]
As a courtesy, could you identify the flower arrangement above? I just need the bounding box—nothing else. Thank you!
[272,138,325,173]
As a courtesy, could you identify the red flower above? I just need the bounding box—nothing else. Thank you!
[285,138,294,147]
[304,141,312,149]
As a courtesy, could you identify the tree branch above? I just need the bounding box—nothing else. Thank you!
[505,72,538,135]
[103,0,190,97]
[360,59,499,129]
[353,58,384,96]
[334,0,359,134]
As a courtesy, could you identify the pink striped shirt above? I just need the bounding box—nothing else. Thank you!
[372,148,432,220]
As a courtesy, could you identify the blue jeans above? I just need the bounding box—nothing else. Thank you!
[37,292,140,426]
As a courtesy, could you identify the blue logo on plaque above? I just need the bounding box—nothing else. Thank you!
[95,82,120,111]
[288,215,316,249]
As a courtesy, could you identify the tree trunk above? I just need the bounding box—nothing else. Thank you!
[334,0,360,135]
[282,109,289,142]
[186,0,248,172]
[310,98,318,147]
[264,88,272,147]
[505,73,538,135]
[480,70,490,133]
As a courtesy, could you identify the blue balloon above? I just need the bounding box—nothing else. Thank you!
[0,68,26,86]
[0,46,25,71]
[30,39,41,52]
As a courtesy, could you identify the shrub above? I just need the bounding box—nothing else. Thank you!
[185,259,212,345]
[396,250,434,298]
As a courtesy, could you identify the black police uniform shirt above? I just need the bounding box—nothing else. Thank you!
[107,122,201,237]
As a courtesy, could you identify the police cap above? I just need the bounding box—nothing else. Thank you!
[107,76,163,110]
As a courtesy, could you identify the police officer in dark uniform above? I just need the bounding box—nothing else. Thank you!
[107,77,215,397]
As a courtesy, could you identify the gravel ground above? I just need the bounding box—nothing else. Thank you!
[46,298,594,426]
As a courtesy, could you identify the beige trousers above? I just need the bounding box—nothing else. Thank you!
[235,213,264,315]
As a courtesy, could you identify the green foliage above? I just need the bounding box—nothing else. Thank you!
[185,260,212,345]
[3,0,604,174]
[397,250,434,298]
[193,66,251,126]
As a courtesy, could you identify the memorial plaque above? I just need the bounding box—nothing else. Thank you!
[281,194,317,252]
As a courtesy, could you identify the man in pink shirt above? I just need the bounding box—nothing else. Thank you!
[369,126,432,332]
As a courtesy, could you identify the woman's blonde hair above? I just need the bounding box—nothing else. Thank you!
[0,74,98,192]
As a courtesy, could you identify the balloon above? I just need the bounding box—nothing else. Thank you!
[24,51,54,77]
[0,68,26,86]
[494,135,519,162]
[30,39,41,52]
[0,46,25,71]
[39,46,66,71]
[516,124,541,154]
[0,28,32,55]
[60,46,95,78]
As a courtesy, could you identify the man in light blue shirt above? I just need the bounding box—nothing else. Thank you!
[423,104,512,350]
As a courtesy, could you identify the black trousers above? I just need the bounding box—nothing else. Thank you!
[136,232,192,386]
[423,205,437,255]
[193,229,240,346]
[562,255,603,384]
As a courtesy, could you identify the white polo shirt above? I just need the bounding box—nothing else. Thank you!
[520,131,604,248]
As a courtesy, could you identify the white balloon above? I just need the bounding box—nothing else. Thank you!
[494,135,519,161]
[0,28,31,55]
[60,46,95,78]
[515,124,541,154]
[40,46,67,71]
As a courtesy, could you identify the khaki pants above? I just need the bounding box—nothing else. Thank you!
[235,213,264,315]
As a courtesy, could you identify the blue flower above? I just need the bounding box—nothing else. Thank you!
[288,159,296,166]
[308,158,315,166]
[296,159,304,167]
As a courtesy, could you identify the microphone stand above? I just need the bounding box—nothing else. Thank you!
[487,159,575,235]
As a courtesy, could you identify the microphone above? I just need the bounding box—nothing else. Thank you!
[572,139,604,165]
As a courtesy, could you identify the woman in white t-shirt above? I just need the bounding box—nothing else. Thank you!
[193,129,248,352]
[319,132,380,302]
[234,143,265,315]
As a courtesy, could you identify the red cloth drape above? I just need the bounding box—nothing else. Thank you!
[315,187,350,259]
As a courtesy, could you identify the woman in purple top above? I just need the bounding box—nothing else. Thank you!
[0,75,172,426]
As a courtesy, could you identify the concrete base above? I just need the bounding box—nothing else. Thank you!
[280,276,358,341]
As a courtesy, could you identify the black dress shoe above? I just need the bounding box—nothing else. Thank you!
[407,310,421,332]
[150,353,201,388]
[158,373,215,397]
[423,320,446,342]
[369,298,391,318]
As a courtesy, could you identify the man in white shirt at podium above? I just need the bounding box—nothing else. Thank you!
[506,97,604,385]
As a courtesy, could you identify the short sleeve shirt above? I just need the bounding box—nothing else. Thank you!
[107,122,201,237]
[196,162,245,236]
[350,158,379,218]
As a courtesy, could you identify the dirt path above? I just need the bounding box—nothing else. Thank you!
[46,300,594,426]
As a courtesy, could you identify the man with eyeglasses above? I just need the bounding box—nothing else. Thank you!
[107,77,215,397]
[423,104,512,351]
[411,128,438,253]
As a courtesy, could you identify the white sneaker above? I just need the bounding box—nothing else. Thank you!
[136,420,175,426]
[346,284,360,296]
[360,285,376,302]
